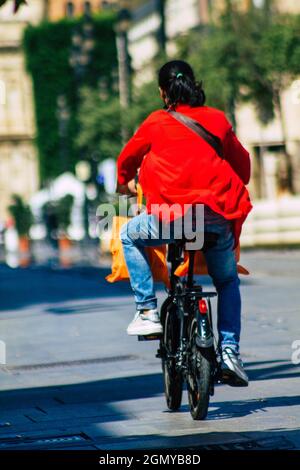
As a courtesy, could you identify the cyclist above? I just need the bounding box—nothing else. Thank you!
[117,60,252,386]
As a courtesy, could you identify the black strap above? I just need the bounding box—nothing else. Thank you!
[167,110,224,159]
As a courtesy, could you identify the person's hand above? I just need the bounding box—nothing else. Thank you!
[127,179,137,196]
[116,179,137,196]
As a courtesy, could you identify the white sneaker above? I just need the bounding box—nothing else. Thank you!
[126,309,163,336]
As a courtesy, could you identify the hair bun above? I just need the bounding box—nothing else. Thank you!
[159,60,206,108]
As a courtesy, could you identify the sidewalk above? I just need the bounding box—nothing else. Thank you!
[0,251,299,450]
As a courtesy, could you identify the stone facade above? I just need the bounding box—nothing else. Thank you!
[0,0,47,222]
[127,0,300,202]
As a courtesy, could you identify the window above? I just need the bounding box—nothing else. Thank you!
[83,1,91,14]
[66,1,74,17]
[101,1,114,10]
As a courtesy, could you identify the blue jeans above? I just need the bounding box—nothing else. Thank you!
[120,210,241,353]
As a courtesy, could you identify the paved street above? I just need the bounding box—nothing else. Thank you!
[0,249,300,450]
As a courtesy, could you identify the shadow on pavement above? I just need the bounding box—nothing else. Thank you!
[0,373,164,408]
[207,394,300,420]
[1,365,299,421]
[0,264,252,312]
[246,359,300,382]
[0,370,300,449]
[0,265,133,311]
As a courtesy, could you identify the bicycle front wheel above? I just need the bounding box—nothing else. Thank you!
[187,318,212,420]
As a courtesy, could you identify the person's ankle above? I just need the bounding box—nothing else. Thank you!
[141,308,157,316]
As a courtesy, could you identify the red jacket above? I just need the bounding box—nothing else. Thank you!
[117,104,252,246]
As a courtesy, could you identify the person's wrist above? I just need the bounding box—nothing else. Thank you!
[127,179,137,195]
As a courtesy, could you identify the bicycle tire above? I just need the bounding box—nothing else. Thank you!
[187,317,212,420]
[160,298,183,411]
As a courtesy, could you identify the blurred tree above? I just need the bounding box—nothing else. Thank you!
[0,0,27,13]
[76,77,162,161]
[23,13,117,183]
[76,87,122,161]
[233,10,300,193]
[177,3,246,129]
[177,6,300,192]
[125,79,162,130]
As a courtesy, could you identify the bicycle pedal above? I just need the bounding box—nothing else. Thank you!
[138,334,162,341]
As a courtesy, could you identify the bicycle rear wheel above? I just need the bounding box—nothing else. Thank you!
[160,298,183,411]
[187,317,212,420]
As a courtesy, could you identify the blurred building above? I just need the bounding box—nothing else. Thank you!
[278,0,300,13]
[47,0,117,21]
[212,0,300,15]
[235,0,300,200]
[125,0,300,245]
[127,0,300,196]
[0,0,120,223]
[0,0,47,222]
[128,0,210,83]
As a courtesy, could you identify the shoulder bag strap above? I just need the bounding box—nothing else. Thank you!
[167,109,224,159]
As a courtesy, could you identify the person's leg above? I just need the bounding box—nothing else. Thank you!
[203,224,241,353]
[203,222,248,386]
[120,211,168,312]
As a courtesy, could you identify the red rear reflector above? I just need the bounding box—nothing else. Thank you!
[198,299,208,314]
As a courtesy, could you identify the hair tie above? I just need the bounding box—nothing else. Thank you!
[176,73,184,79]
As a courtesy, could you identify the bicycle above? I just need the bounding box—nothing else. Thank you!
[139,232,222,420]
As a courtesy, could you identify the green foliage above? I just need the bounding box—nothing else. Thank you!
[175,5,300,194]
[76,76,162,159]
[76,87,122,161]
[176,7,300,127]
[23,13,117,183]
[177,27,234,111]
[122,54,167,132]
[235,10,300,124]
[23,2,300,185]
[8,195,33,237]
[125,79,162,130]
[258,14,300,76]
[177,7,247,127]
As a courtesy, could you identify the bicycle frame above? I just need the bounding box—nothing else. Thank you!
[158,239,220,391]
